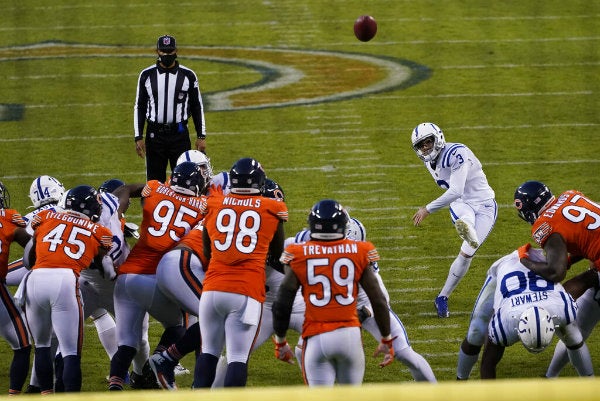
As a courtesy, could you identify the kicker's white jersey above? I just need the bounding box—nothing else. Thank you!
[424,142,495,213]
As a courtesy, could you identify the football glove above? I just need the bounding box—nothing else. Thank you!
[101,255,117,281]
[517,243,531,260]
[124,222,140,239]
[272,336,294,364]
[374,336,397,368]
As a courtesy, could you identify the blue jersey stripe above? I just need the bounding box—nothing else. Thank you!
[441,144,465,168]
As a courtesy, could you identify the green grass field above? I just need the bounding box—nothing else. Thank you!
[1,0,599,392]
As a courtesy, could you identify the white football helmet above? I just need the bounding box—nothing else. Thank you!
[29,175,66,208]
[176,150,213,180]
[517,306,555,353]
[346,217,367,241]
[411,122,445,162]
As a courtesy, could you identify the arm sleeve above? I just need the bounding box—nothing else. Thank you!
[187,70,206,138]
[134,71,149,139]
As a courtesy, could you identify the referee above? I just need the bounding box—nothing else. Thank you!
[134,35,207,183]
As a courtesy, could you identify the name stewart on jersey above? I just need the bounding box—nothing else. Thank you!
[41,211,101,233]
[302,242,358,256]
[155,185,203,208]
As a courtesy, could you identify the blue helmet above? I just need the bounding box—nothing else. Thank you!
[308,199,349,240]
[63,185,102,222]
[229,158,266,195]
[170,161,205,196]
[99,178,125,194]
[263,178,285,201]
[514,181,554,225]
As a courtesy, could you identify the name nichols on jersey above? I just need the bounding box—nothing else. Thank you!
[222,197,262,208]
[301,243,359,256]
[508,291,549,308]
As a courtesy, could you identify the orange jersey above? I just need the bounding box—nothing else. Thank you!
[0,209,27,279]
[201,193,288,301]
[177,223,209,268]
[281,238,380,339]
[31,210,112,276]
[532,190,600,270]
[119,180,205,274]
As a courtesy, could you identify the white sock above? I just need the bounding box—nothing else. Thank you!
[395,347,437,382]
[440,254,472,297]
[93,313,118,359]
[295,344,303,371]
[456,347,480,379]
[567,343,594,376]
[211,355,228,388]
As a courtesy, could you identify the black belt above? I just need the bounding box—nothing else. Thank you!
[147,121,186,134]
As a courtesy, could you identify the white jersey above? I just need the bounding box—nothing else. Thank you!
[208,171,230,195]
[488,250,577,347]
[424,142,495,213]
[23,203,63,235]
[98,191,129,268]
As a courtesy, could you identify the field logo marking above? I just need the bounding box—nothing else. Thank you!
[0,41,431,111]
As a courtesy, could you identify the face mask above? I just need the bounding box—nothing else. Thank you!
[159,53,177,67]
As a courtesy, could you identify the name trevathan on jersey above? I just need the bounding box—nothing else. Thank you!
[302,242,359,256]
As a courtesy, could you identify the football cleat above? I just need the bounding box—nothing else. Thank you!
[130,361,160,390]
[434,296,450,318]
[24,385,41,394]
[173,363,190,376]
[149,353,177,390]
[455,219,479,249]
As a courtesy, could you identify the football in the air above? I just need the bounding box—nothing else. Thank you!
[354,15,377,42]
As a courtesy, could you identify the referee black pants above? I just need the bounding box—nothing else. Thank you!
[144,128,191,183]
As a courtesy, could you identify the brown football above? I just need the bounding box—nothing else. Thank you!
[353,15,377,42]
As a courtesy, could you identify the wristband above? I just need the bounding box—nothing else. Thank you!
[134,136,143,142]
[197,135,206,140]
[274,335,286,344]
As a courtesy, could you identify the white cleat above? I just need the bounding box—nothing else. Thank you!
[455,219,479,248]
[174,363,190,376]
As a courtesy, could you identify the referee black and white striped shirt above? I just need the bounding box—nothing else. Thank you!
[134,60,206,140]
